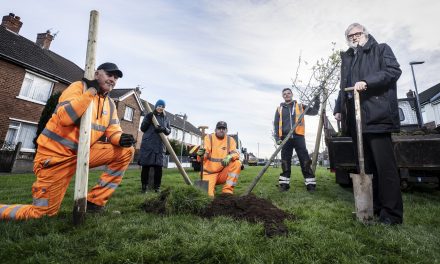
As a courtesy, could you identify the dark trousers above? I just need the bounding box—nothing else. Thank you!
[141,165,162,190]
[347,99,403,223]
[280,135,314,181]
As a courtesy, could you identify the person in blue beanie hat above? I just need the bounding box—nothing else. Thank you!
[138,99,170,192]
[155,99,165,109]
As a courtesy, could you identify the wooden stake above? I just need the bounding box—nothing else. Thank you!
[311,87,328,173]
[73,10,99,225]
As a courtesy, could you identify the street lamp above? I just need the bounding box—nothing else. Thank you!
[410,61,425,127]
[175,113,187,162]
[257,142,260,159]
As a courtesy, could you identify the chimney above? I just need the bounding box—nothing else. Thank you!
[36,30,54,50]
[1,13,23,33]
[135,85,142,95]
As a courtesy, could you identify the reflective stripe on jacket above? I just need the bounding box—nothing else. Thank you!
[275,101,305,139]
[37,81,123,156]
[202,134,239,174]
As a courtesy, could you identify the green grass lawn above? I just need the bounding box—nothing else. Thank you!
[1,166,439,264]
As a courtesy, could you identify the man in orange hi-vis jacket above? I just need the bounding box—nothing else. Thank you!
[197,121,241,197]
[0,62,136,220]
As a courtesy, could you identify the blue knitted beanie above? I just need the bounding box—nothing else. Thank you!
[155,99,166,108]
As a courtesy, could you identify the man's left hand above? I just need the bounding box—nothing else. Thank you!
[354,81,367,92]
[221,155,232,166]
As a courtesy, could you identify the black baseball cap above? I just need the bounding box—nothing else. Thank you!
[97,62,123,78]
[216,121,227,129]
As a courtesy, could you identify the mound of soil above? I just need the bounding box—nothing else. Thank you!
[143,191,295,237]
[201,194,295,237]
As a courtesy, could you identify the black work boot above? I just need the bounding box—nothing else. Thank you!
[87,201,105,214]
[278,183,290,192]
[306,184,316,192]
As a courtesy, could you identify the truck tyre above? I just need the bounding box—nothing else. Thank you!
[336,169,352,188]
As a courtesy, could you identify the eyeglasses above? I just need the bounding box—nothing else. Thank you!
[216,127,227,130]
[347,32,363,40]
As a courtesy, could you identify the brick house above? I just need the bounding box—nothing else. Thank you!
[419,83,440,128]
[0,13,83,158]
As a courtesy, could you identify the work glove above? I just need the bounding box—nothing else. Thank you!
[82,78,101,94]
[196,148,205,157]
[119,133,136,147]
[221,155,232,166]
[154,125,167,133]
[277,140,282,145]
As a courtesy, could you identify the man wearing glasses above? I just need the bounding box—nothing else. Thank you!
[334,23,403,225]
[196,121,241,196]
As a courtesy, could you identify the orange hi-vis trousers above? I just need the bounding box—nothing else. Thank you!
[203,160,241,197]
[0,142,134,220]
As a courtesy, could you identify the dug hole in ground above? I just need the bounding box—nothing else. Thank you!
[142,186,295,237]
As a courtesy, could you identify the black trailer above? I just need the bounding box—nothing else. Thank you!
[324,97,440,189]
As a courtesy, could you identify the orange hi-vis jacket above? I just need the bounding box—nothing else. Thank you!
[37,81,123,157]
[201,134,239,174]
[275,101,305,139]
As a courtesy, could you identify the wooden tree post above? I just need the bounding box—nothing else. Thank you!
[311,86,328,173]
[144,102,192,185]
[73,10,99,225]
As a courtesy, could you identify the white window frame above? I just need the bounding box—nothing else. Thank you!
[139,115,144,131]
[124,106,134,121]
[171,127,178,140]
[16,70,56,105]
[4,118,38,153]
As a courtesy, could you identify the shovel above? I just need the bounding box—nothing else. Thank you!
[194,126,209,192]
[346,87,373,223]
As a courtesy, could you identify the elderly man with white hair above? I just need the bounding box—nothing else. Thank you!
[334,23,403,225]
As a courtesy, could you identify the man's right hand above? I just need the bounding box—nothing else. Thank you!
[277,140,282,145]
[119,133,136,147]
[334,113,341,121]
[196,148,205,156]
[82,78,101,94]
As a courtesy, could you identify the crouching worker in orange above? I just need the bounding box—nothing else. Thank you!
[197,121,241,197]
[0,62,136,220]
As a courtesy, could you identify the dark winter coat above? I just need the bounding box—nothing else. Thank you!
[138,111,171,167]
[334,35,402,134]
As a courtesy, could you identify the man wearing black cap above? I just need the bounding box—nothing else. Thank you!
[196,121,241,196]
[0,62,137,220]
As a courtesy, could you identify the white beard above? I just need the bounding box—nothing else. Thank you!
[347,36,368,49]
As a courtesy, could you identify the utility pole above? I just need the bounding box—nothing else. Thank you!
[410,61,425,127]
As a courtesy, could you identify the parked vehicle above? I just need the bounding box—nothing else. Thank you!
[248,155,258,166]
[325,96,440,189]
[257,159,266,166]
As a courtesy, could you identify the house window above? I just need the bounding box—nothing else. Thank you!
[124,106,134,121]
[19,72,54,104]
[171,127,178,139]
[4,121,37,152]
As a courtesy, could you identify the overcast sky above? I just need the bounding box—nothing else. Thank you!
[3,0,439,158]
